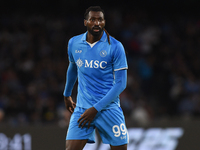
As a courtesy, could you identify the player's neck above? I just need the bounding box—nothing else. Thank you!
[86,32,103,44]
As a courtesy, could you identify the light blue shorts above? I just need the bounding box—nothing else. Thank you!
[66,106,129,146]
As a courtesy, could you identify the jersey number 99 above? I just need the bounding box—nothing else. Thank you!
[112,123,127,137]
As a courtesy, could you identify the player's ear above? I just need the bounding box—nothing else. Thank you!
[84,19,87,26]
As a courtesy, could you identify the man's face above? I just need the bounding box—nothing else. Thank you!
[84,11,105,37]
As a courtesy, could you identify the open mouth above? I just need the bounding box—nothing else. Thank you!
[93,27,101,32]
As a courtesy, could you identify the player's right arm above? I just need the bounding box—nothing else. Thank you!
[63,38,77,113]
[63,62,77,113]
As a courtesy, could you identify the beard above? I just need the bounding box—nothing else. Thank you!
[87,26,104,37]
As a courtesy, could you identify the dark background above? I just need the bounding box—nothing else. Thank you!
[1,0,200,17]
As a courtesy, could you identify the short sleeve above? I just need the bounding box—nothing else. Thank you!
[67,38,75,63]
[112,42,128,71]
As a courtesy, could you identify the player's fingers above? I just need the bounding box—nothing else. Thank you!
[73,103,76,108]
[87,121,91,129]
[78,119,85,127]
[81,120,88,128]
[69,107,73,114]
[77,115,84,123]
[71,106,74,111]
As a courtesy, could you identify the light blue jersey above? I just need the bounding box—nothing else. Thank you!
[68,31,128,110]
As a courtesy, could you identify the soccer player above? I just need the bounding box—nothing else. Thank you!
[63,6,129,150]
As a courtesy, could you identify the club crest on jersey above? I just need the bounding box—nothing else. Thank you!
[100,50,107,57]
[76,58,83,68]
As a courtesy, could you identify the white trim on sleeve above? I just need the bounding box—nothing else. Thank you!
[114,67,128,71]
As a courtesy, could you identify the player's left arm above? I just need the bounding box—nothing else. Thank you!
[93,41,128,111]
[93,69,127,111]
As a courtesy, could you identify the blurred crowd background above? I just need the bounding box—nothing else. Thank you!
[0,0,200,127]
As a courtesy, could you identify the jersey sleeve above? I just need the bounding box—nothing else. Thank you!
[68,38,75,63]
[63,62,77,97]
[112,42,128,71]
[93,69,127,111]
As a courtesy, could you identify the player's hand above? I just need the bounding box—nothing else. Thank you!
[64,96,76,114]
[78,107,98,129]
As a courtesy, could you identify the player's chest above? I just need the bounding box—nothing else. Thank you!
[72,43,112,69]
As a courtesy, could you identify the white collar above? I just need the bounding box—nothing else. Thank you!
[86,41,98,48]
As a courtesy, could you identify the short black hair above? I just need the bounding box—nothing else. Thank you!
[84,6,105,20]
